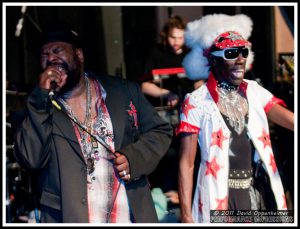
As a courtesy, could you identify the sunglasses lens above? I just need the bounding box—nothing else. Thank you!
[241,48,249,58]
[224,48,249,59]
[224,49,239,59]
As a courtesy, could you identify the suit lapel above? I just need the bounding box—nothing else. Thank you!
[51,75,127,161]
[52,101,85,163]
[98,76,127,151]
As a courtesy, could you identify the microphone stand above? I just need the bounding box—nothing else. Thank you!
[50,96,122,223]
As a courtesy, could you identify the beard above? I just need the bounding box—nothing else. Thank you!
[47,55,83,96]
[58,65,82,96]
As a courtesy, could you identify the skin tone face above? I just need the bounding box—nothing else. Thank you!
[167,28,185,54]
[40,41,84,95]
[211,49,247,86]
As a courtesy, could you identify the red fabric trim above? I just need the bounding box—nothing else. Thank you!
[152,67,185,75]
[264,96,287,113]
[175,121,200,136]
[206,72,248,103]
[109,175,120,223]
[239,80,248,97]
[206,72,219,103]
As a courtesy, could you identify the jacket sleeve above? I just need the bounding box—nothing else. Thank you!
[118,81,173,181]
[13,86,54,170]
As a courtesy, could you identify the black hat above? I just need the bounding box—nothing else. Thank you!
[39,21,82,48]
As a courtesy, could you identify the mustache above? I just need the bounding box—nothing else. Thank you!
[46,61,69,72]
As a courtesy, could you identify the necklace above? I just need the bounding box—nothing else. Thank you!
[217,80,239,91]
[59,73,91,127]
[58,74,96,182]
[217,85,248,134]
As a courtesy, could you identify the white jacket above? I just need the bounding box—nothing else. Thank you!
[176,73,288,223]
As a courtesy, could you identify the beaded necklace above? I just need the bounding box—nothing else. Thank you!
[217,81,249,134]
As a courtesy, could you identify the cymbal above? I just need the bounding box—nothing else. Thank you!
[6,90,27,96]
[6,144,14,150]
[7,162,20,170]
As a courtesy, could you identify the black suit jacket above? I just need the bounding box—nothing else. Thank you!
[14,73,173,223]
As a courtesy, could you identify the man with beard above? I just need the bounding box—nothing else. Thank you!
[176,14,294,223]
[13,22,173,223]
[137,16,194,207]
[139,15,193,108]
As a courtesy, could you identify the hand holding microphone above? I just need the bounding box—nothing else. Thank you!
[49,79,58,99]
[39,67,67,99]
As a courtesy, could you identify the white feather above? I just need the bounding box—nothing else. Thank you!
[183,14,254,80]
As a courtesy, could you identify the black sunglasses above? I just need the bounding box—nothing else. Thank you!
[210,47,249,60]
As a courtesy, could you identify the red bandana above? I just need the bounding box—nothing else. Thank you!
[213,31,251,49]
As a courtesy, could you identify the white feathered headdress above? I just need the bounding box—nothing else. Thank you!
[183,14,254,80]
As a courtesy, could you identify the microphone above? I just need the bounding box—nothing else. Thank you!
[15,6,27,37]
[49,81,57,99]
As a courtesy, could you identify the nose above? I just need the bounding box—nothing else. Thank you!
[47,52,58,62]
[175,38,183,45]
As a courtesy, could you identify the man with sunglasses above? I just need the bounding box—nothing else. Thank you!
[176,14,294,223]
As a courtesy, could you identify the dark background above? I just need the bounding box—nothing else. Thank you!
[5,5,294,89]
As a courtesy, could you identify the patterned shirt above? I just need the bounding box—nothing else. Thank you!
[59,77,131,223]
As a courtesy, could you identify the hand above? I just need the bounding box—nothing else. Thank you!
[165,190,179,204]
[114,152,131,182]
[39,66,67,92]
[166,92,179,107]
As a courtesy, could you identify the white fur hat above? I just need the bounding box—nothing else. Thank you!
[183,14,254,80]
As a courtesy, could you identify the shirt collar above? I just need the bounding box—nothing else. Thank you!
[206,72,248,104]
[94,78,107,101]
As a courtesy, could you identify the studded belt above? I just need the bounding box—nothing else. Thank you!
[228,177,252,189]
[228,169,253,189]
[229,169,253,179]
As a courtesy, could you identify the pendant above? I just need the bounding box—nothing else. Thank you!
[87,157,95,175]
[91,137,98,149]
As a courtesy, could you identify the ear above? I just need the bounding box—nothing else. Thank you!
[75,48,84,63]
[160,31,166,39]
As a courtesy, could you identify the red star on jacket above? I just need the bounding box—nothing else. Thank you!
[258,128,272,149]
[215,196,228,210]
[269,153,277,173]
[181,97,196,119]
[210,128,228,150]
[205,157,222,179]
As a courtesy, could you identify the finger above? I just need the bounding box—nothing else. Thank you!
[118,169,129,178]
[46,67,68,90]
[120,173,131,182]
[114,152,121,157]
[39,70,58,90]
[113,152,121,160]
[115,163,127,173]
[45,68,61,83]
[124,174,131,181]
[114,154,127,165]
[59,74,68,87]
